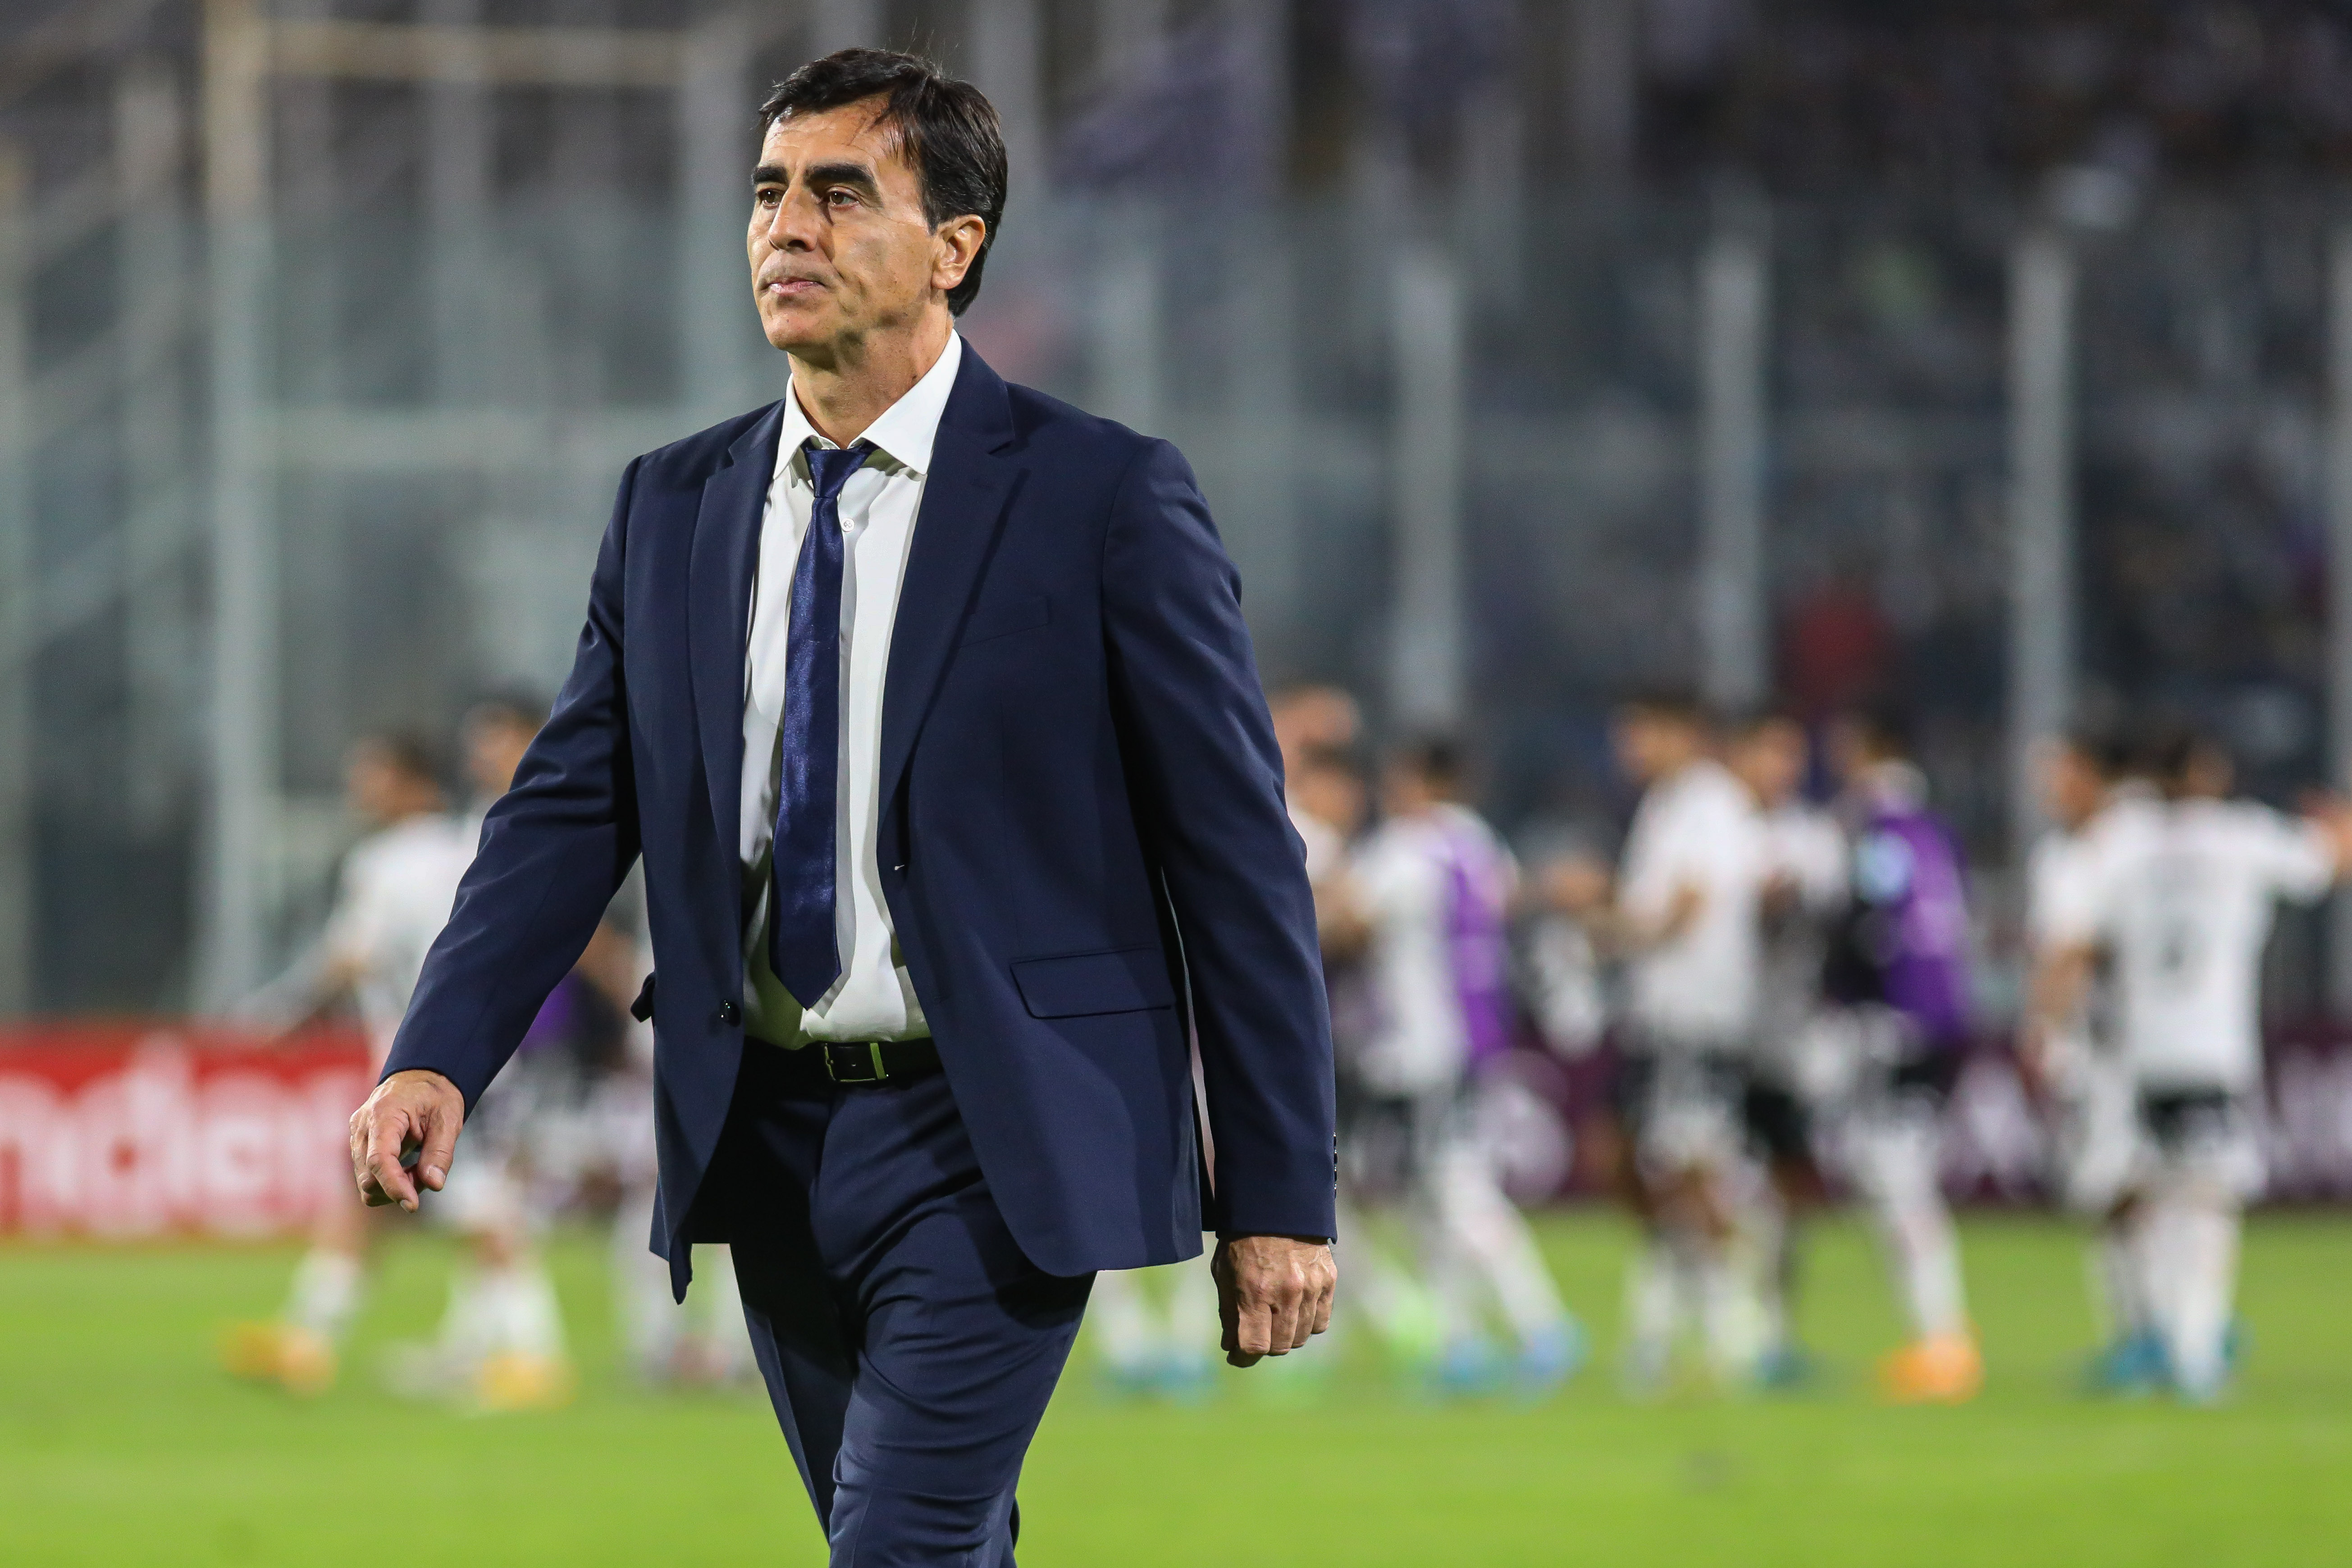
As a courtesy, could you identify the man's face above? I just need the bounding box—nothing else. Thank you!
[1293,763,1366,836]
[1614,711,1700,786]
[748,101,974,362]
[345,747,433,828]
[465,718,536,800]
[2035,741,2105,829]
[1733,721,1807,807]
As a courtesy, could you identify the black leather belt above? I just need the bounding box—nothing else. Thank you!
[768,1037,941,1090]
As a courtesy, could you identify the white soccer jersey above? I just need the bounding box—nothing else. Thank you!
[2025,828,2099,952]
[321,813,477,1061]
[1289,800,1348,888]
[1620,759,1768,1050]
[1351,803,1517,1093]
[2069,799,2336,1091]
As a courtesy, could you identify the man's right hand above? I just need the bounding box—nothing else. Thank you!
[349,1069,466,1211]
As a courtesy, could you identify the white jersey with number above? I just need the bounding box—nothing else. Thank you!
[322,813,477,1061]
[2069,799,2335,1092]
[1620,759,1768,1050]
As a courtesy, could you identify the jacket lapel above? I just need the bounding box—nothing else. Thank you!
[878,349,1020,806]
[687,400,785,859]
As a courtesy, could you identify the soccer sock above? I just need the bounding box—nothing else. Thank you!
[692,1244,755,1380]
[1166,1252,1221,1362]
[1696,1244,1767,1379]
[1742,1189,1792,1353]
[1336,1213,1441,1361]
[1088,1269,1161,1374]
[485,1259,566,1361]
[283,1249,363,1344]
[1410,1178,1487,1350]
[2126,1202,2172,1358]
[1856,1117,1968,1341]
[2093,1224,2146,1342]
[612,1184,681,1375]
[435,1262,501,1367]
[1444,1162,1570,1347]
[1623,1237,1682,1383]
[1891,1194,1967,1340]
[2162,1198,2241,1398]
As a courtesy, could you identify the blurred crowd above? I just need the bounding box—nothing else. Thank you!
[1640,0,2352,191]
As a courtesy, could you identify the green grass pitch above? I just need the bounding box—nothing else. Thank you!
[5,1210,2351,1565]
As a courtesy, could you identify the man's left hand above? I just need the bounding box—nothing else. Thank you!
[1212,1234,1336,1367]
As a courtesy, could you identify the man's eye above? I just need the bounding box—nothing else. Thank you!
[754,187,781,206]
[826,189,857,207]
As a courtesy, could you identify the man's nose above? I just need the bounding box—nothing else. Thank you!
[761,188,819,251]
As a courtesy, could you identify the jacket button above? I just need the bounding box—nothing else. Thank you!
[716,1000,740,1027]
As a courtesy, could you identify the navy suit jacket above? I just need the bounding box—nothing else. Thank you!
[383,347,1336,1293]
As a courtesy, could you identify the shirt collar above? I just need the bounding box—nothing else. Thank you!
[778,332,963,478]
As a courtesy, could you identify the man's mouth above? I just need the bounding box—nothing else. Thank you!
[764,276,824,298]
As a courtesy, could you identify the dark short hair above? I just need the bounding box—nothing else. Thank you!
[465,690,547,737]
[1841,701,1916,761]
[352,729,442,786]
[2119,713,2203,786]
[2060,718,2127,777]
[1730,705,1804,738]
[1618,687,1709,726]
[758,49,1007,317]
[1390,734,1467,791]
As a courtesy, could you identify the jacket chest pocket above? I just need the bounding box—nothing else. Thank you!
[958,594,1051,649]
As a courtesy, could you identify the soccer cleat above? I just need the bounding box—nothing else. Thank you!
[220,1321,337,1397]
[1094,1357,1164,1403]
[220,1321,287,1383]
[1429,1336,1507,1400]
[1512,1319,1589,1403]
[1754,1341,1822,1393]
[2080,1330,2164,1397]
[472,1352,575,1413]
[1877,1330,1983,1404]
[1157,1351,1219,1405]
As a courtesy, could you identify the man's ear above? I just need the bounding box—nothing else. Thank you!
[934,215,987,294]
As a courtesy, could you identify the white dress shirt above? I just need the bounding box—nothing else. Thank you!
[737,332,963,1046]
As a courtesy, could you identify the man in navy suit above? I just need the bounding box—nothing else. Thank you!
[348,47,1336,1563]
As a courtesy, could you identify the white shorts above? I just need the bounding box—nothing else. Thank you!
[2133,1087,2265,1204]
[1617,1049,1747,1179]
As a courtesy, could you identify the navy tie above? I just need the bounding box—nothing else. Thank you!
[768,439,871,1009]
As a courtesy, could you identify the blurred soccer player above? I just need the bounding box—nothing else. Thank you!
[1728,712,1847,1387]
[1551,692,1766,1393]
[2019,727,2156,1390]
[1298,745,1451,1386]
[373,699,583,1410]
[223,732,473,1395]
[1824,708,1981,1402]
[1270,681,1363,790]
[593,885,757,1389]
[2041,728,2352,1403]
[1351,738,1584,1398]
[1086,692,1362,1399]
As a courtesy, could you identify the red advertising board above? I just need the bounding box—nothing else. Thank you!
[0,1024,370,1239]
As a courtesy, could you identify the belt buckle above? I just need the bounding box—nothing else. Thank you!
[824,1041,886,1084]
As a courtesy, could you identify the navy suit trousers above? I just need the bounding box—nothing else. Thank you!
[708,1046,1094,1565]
